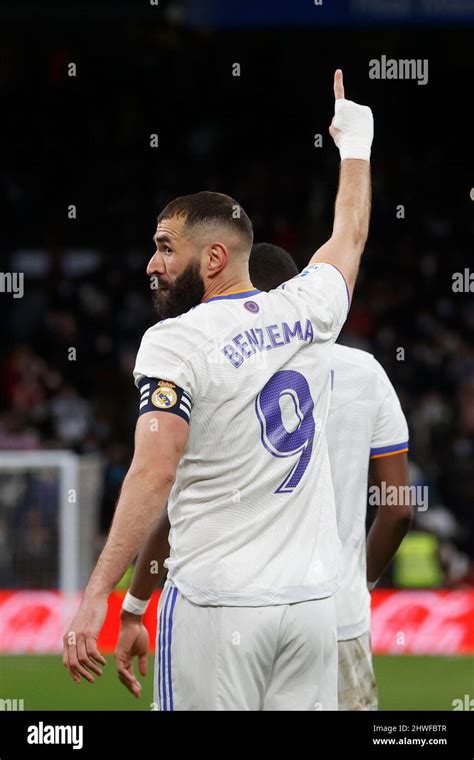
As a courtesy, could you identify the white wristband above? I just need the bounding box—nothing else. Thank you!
[122,591,149,616]
[333,98,374,161]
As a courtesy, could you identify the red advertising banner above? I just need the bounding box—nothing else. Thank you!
[0,589,473,655]
[370,589,474,655]
[0,590,161,654]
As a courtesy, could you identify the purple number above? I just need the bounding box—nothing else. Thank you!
[256,370,316,493]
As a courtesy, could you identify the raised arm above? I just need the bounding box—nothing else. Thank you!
[310,70,373,299]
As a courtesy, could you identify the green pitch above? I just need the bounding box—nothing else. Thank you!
[0,655,472,710]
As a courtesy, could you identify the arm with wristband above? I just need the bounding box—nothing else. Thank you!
[116,510,171,698]
[62,412,188,687]
[310,69,373,300]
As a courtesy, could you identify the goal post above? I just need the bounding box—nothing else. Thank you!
[0,451,102,593]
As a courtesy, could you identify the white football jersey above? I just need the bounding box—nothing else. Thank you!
[134,263,348,606]
[326,345,409,640]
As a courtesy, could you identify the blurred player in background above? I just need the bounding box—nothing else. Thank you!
[251,245,413,710]
[115,243,412,710]
[326,342,412,709]
[63,70,374,709]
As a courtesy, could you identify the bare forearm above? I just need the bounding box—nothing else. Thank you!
[129,511,170,600]
[332,159,371,245]
[366,507,412,582]
[310,159,371,293]
[367,454,413,582]
[85,470,173,600]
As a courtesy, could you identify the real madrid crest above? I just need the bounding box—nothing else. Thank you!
[151,382,178,409]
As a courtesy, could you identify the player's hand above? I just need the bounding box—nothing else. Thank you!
[328,69,374,161]
[115,613,149,698]
[63,595,108,684]
[329,69,345,143]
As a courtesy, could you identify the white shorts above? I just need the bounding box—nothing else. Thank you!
[154,580,338,711]
[337,631,378,710]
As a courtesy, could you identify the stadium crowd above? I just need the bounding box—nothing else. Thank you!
[0,21,472,588]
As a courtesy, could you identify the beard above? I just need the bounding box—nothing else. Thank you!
[151,259,205,320]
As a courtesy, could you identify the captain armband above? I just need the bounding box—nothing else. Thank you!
[137,377,191,423]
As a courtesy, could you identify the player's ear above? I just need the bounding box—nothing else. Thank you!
[207,243,228,274]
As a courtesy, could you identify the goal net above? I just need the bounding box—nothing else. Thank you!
[0,451,103,592]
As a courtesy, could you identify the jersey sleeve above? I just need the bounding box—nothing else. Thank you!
[370,360,409,459]
[278,262,349,342]
[133,319,198,422]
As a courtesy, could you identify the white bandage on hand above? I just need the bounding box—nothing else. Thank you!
[122,591,150,616]
[333,99,374,161]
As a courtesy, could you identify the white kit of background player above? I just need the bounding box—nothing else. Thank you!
[329,345,409,709]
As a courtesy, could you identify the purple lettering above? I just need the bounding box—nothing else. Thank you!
[282,321,303,343]
[267,324,284,348]
[222,344,243,368]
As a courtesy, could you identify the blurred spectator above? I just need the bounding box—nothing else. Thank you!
[0,21,472,586]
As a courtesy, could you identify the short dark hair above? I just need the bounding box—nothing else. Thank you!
[157,191,253,249]
[249,243,299,291]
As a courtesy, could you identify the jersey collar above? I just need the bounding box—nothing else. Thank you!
[205,288,262,303]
